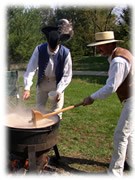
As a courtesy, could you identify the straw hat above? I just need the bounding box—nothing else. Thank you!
[87,31,122,46]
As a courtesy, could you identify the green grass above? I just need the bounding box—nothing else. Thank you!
[56,76,121,173]
[72,56,109,71]
[9,55,121,173]
[12,56,109,72]
[58,76,121,158]
[18,75,122,173]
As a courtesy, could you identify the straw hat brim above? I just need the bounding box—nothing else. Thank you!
[87,39,123,47]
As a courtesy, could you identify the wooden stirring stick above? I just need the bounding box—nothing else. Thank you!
[30,102,83,126]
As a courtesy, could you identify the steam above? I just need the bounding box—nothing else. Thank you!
[6,104,58,129]
[7,104,32,118]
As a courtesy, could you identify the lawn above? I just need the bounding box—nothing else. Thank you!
[56,76,121,174]
[72,56,109,71]
[19,75,122,174]
[9,56,121,174]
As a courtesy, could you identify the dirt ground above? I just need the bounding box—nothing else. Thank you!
[8,152,131,176]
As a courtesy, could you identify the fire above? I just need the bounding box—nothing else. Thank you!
[24,159,29,170]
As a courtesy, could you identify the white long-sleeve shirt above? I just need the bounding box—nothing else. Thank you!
[24,44,72,94]
[91,56,131,100]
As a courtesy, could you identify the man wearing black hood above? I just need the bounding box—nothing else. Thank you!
[23,19,73,119]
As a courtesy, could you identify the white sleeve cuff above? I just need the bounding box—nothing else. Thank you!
[24,86,31,91]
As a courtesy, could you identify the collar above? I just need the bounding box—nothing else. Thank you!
[108,55,112,63]
[47,43,60,56]
[108,47,117,63]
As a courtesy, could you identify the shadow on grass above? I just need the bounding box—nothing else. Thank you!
[50,155,109,174]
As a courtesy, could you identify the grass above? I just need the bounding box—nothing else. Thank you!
[12,56,121,174]
[56,76,121,173]
[11,56,109,72]
[72,56,109,71]
[58,76,121,157]
[18,75,122,174]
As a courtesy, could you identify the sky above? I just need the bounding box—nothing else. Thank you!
[0,0,135,179]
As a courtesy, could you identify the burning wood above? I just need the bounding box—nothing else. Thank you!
[8,153,27,174]
[8,153,50,174]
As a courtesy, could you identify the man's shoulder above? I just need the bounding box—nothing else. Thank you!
[60,44,70,52]
[58,45,70,59]
[112,47,133,63]
[38,42,48,51]
[38,42,47,47]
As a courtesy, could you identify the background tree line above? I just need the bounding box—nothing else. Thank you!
[7,6,132,69]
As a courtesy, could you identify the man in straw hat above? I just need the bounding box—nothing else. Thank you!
[23,19,73,119]
[81,31,134,176]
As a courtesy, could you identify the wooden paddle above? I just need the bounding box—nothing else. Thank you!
[30,102,84,126]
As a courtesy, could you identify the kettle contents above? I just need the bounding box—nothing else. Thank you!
[6,113,58,129]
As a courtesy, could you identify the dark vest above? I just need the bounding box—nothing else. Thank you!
[111,47,133,103]
[37,43,69,85]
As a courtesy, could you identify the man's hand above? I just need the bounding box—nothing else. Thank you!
[83,96,94,106]
[23,90,30,100]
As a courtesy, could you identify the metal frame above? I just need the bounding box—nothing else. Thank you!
[6,70,22,111]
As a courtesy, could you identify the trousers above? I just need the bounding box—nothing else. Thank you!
[36,77,64,119]
[108,97,135,176]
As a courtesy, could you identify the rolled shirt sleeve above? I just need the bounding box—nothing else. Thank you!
[56,52,72,94]
[91,57,131,100]
[24,46,39,90]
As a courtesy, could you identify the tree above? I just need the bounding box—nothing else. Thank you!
[54,6,117,56]
[7,6,130,69]
[115,7,131,50]
[7,7,43,69]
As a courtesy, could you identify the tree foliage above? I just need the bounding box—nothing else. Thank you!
[8,7,43,67]
[53,6,118,57]
[7,6,131,68]
[115,7,132,50]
